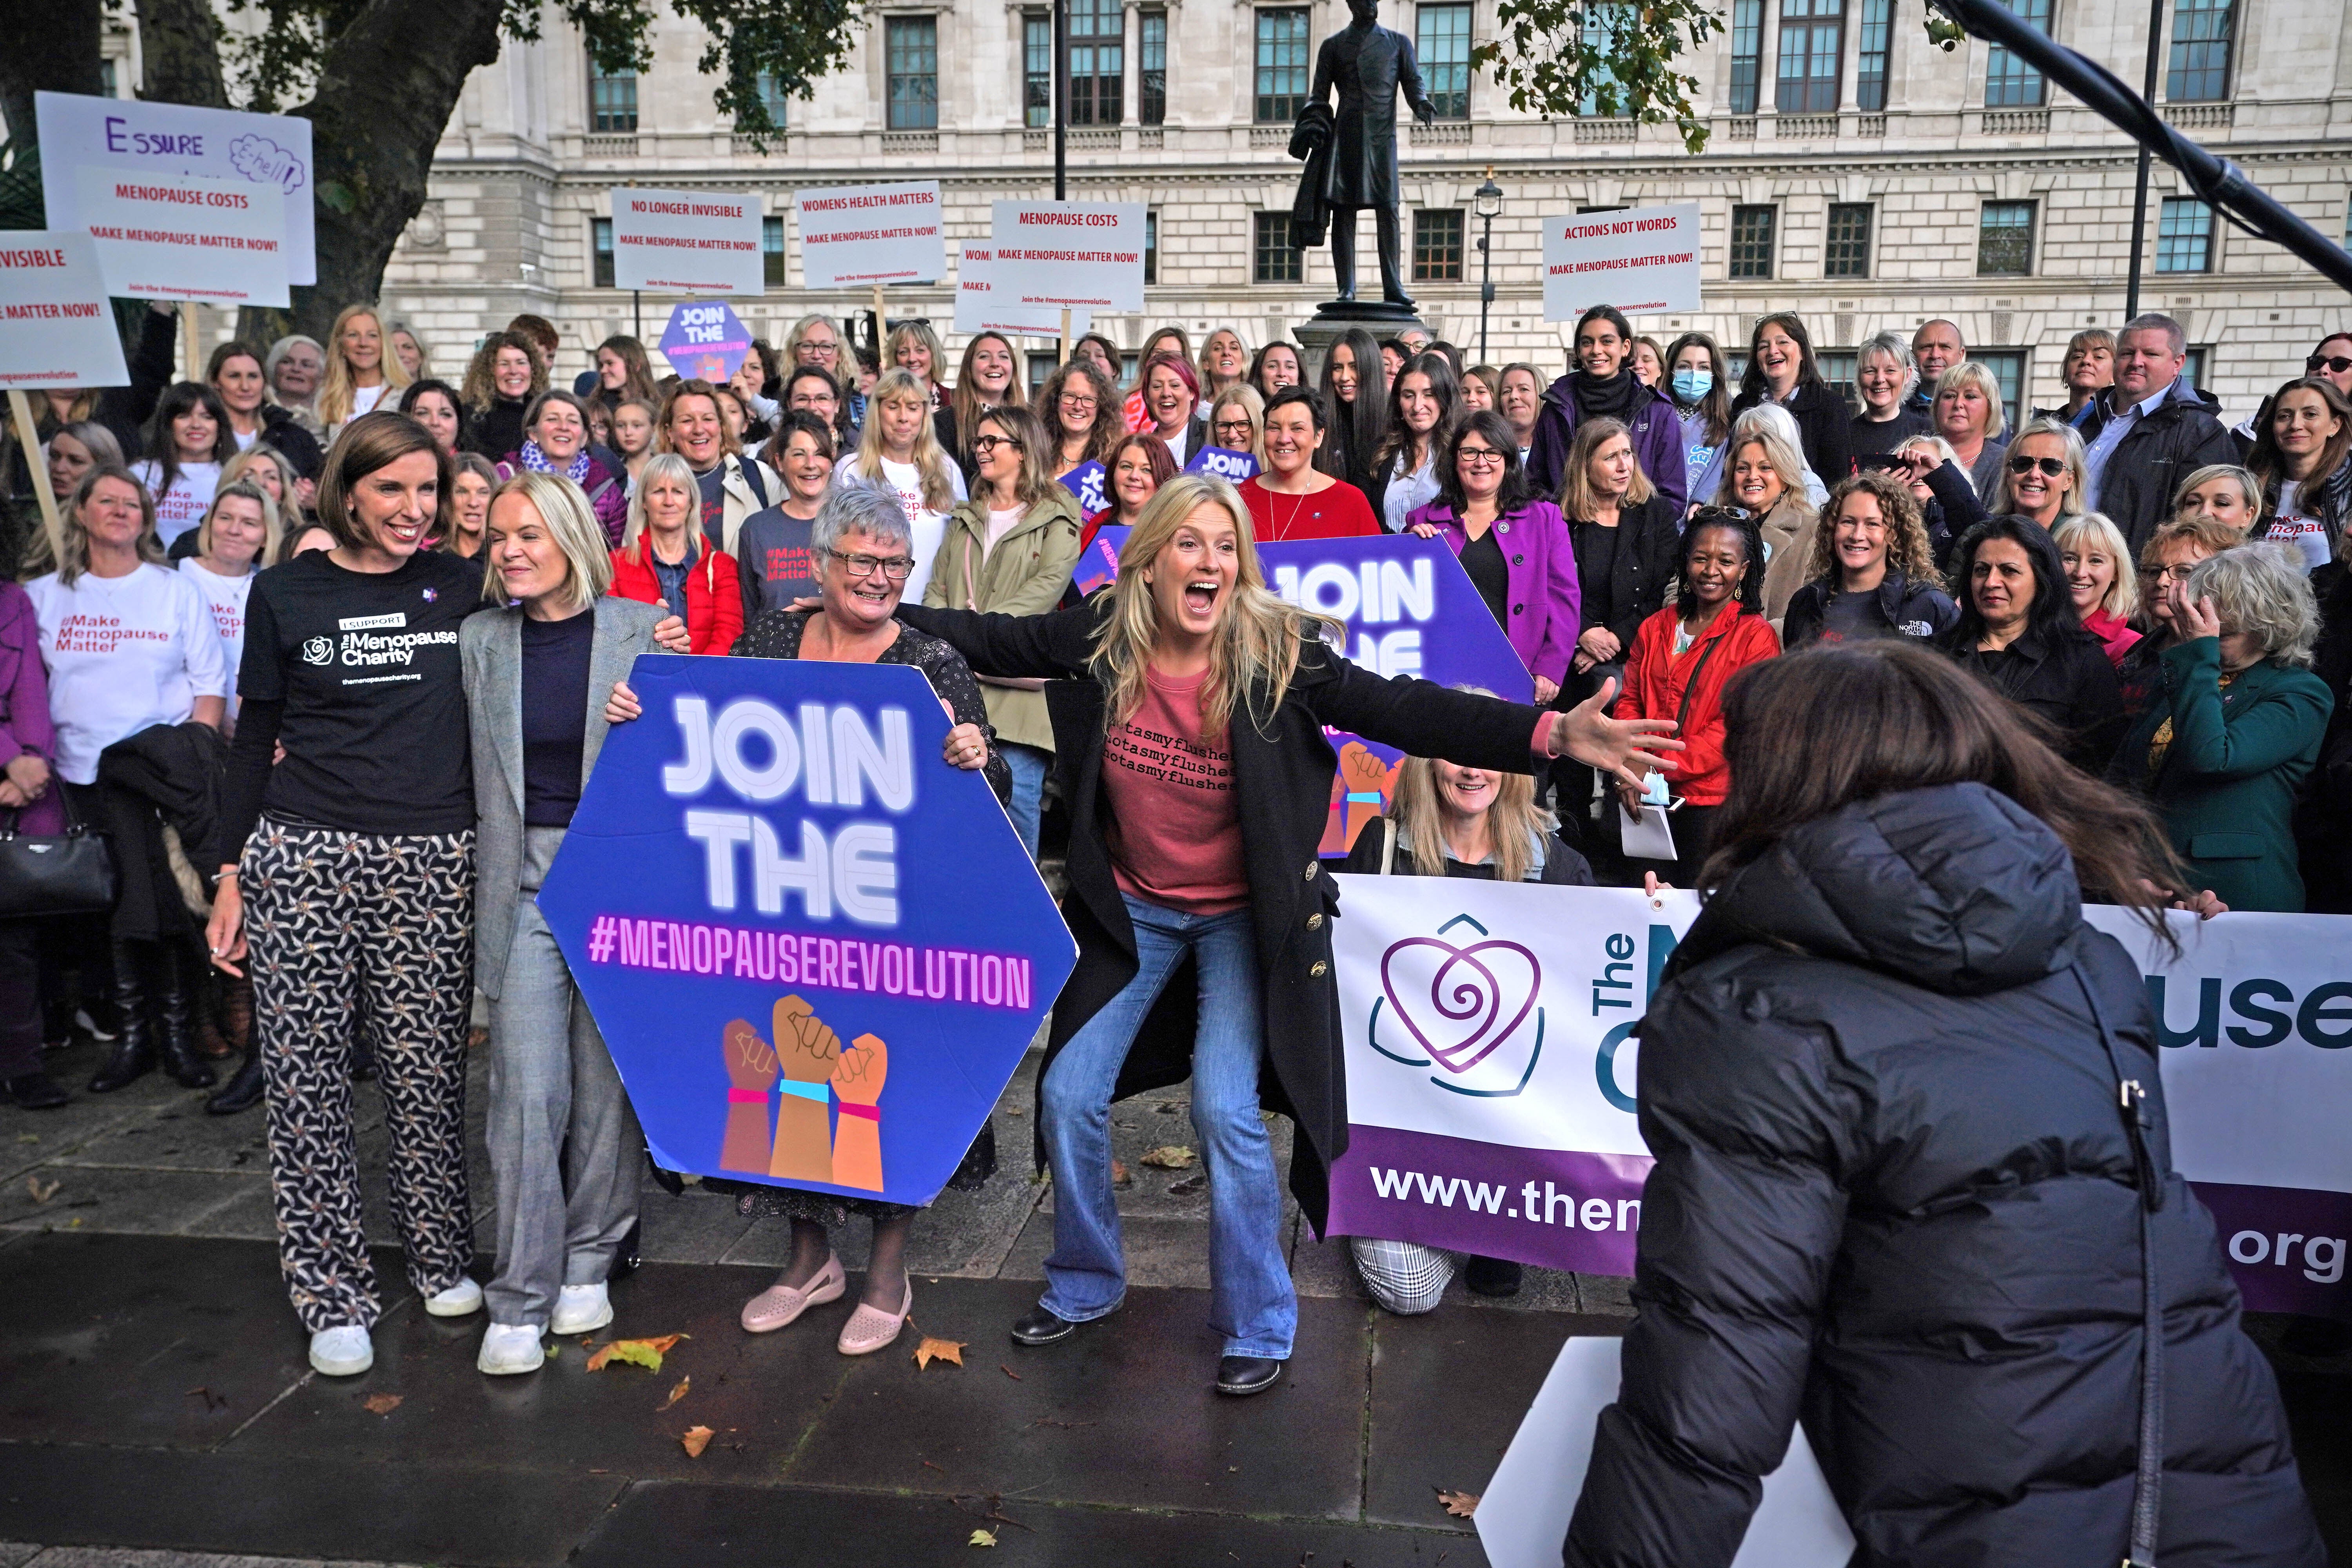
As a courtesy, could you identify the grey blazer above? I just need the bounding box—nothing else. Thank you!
[461,595,664,1001]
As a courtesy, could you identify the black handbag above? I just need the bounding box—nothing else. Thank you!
[0,789,119,919]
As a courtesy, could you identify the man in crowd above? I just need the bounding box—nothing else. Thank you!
[1907,318,1965,414]
[2080,312,2238,555]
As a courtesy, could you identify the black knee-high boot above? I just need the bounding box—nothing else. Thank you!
[87,940,156,1093]
[156,940,215,1089]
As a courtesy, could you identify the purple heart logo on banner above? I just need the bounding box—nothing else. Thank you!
[1184,445,1261,483]
[1379,933,1543,1076]
[659,300,753,385]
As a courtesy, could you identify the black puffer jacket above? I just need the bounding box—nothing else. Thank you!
[1564,783,2321,1568]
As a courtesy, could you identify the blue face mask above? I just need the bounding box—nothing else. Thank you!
[1673,368,1713,403]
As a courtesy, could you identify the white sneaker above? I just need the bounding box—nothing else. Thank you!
[309,1324,374,1376]
[477,1322,545,1375]
[424,1277,484,1318]
[551,1281,614,1336]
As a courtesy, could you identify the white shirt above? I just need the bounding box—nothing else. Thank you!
[27,564,230,784]
[1382,452,1441,534]
[837,453,967,602]
[2270,479,2332,571]
[1160,424,1194,468]
[350,382,391,417]
[130,459,220,548]
[178,557,255,714]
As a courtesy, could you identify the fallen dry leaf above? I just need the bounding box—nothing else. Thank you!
[363,1394,403,1415]
[658,1376,691,1410]
[1437,1488,1480,1518]
[587,1333,686,1373]
[680,1425,714,1457]
[26,1176,58,1203]
[1140,1145,1197,1169]
[1168,1174,1205,1196]
[1110,1158,1132,1188]
[968,1529,996,1548]
[913,1336,966,1370]
[1000,1365,1022,1380]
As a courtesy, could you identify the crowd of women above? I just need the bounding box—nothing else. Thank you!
[0,299,2345,1480]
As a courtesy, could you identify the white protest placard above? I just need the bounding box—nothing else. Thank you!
[609,187,764,296]
[987,201,1147,313]
[1541,201,1701,320]
[1476,1336,1854,1568]
[954,244,1092,339]
[795,181,945,289]
[73,167,288,306]
[36,91,314,285]
[0,232,130,388]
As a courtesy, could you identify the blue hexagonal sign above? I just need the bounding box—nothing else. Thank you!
[537,653,1076,1207]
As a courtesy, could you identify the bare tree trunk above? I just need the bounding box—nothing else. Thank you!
[0,0,104,146]
[136,0,230,108]
[235,0,506,347]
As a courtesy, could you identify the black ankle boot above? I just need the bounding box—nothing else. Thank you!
[206,1046,265,1115]
[87,941,156,1093]
[156,942,215,1089]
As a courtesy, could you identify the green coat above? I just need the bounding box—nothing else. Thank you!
[2109,637,2334,912]
[923,484,1085,752]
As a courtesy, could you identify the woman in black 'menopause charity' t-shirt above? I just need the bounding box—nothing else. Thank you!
[201,412,682,1381]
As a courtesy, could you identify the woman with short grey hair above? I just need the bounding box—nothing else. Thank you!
[1848,329,1930,457]
[462,470,666,1375]
[2109,541,2330,911]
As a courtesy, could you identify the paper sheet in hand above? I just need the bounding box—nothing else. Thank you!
[1617,801,1677,863]
[1476,1336,1853,1568]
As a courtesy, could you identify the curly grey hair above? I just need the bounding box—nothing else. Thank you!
[2187,541,2319,667]
[811,480,915,559]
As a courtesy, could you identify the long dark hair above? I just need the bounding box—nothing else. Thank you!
[1434,410,1533,517]
[1664,330,1733,445]
[1701,641,2187,927]
[1942,514,2080,650]
[1250,340,1303,398]
[1315,327,1387,489]
[1738,311,1826,403]
[1038,359,1123,468]
[1373,351,1461,482]
[141,381,236,500]
[1676,505,1766,621]
[2245,375,2352,517]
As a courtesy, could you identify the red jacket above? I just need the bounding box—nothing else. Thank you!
[1612,601,1779,806]
[608,543,743,655]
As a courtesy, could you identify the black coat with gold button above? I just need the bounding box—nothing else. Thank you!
[896,594,1550,1232]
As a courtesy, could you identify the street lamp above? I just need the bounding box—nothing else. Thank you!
[1474,172,1504,365]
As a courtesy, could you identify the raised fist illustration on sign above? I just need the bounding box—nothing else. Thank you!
[1327,742,1399,853]
[829,1033,889,1192]
[767,994,842,1184]
[717,1016,780,1173]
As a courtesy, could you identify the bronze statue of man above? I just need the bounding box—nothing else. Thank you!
[1288,0,1437,309]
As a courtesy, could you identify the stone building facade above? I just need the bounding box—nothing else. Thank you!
[374,0,2352,422]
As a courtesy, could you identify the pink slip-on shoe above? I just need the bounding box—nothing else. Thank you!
[740,1254,846,1333]
[835,1277,914,1356]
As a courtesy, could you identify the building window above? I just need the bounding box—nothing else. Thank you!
[1775,0,1843,114]
[2157,197,2214,272]
[1729,205,1776,279]
[1070,0,1123,125]
[1730,0,1763,114]
[1579,3,1632,115]
[2184,346,2210,388]
[1418,3,1473,120]
[588,60,638,133]
[1140,11,1168,125]
[1977,200,2035,275]
[763,216,786,287]
[591,218,615,287]
[2166,0,2235,102]
[99,60,118,97]
[1984,0,2050,106]
[1413,210,1465,281]
[1255,9,1311,123]
[1976,349,2026,430]
[1024,13,1052,130]
[886,16,940,131]
[1824,203,1872,278]
[752,72,791,129]
[1254,212,1302,284]
[1817,350,1857,405]
[1855,0,1892,111]
[1143,210,1159,285]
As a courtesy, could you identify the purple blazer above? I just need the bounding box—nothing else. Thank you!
[0,581,63,835]
[1407,497,1582,686]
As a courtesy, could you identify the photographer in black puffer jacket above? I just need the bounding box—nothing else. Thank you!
[1563,641,2322,1568]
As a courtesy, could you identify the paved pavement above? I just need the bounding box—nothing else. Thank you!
[3,1028,2346,1566]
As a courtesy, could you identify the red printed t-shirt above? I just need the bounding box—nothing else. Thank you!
[1100,664,1249,914]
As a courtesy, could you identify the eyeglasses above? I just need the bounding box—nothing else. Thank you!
[1058,394,1098,410]
[2307,355,2352,375]
[970,434,1024,455]
[1455,447,1506,467]
[1214,421,1254,438]
[828,549,914,581]
[2006,455,2068,477]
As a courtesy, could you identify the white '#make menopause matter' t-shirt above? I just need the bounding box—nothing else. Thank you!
[179,557,255,715]
[130,459,220,549]
[836,453,965,602]
[27,563,230,783]
[2271,479,2332,571]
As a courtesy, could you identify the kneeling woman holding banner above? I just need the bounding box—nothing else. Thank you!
[896,473,1679,1396]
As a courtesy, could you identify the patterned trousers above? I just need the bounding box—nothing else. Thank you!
[244,819,476,1332]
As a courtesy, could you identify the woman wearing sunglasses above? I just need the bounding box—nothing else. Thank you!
[1995,417,2089,532]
